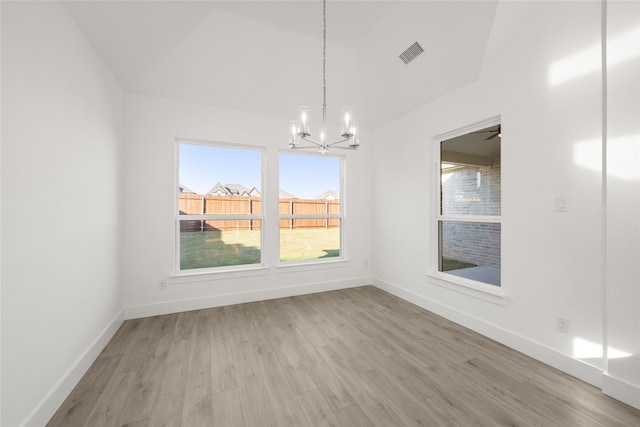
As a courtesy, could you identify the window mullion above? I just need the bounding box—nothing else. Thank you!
[438,215,501,223]
[279,214,342,220]
[179,214,263,221]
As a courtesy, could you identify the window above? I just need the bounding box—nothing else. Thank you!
[436,122,501,287]
[279,153,343,263]
[177,141,262,271]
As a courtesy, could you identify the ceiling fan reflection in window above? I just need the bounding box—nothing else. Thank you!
[471,124,501,140]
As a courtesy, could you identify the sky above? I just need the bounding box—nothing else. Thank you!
[179,144,340,199]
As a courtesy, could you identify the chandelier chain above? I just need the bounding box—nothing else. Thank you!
[322,0,327,106]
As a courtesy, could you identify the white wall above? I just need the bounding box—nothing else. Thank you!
[1,2,124,426]
[122,94,372,318]
[372,0,640,407]
[604,0,640,408]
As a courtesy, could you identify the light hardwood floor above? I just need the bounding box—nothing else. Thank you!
[47,286,640,426]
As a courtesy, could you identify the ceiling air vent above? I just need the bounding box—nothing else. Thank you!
[399,41,424,65]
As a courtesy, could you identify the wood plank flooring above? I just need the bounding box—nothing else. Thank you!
[47,286,640,427]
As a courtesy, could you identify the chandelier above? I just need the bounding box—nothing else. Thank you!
[288,0,359,153]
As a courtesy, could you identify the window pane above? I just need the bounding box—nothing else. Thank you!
[279,154,340,201]
[179,144,261,215]
[440,126,500,216]
[180,220,261,270]
[177,143,262,271]
[279,153,342,262]
[438,220,501,287]
[280,225,340,262]
[441,164,501,216]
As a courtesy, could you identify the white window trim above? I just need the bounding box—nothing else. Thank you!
[277,151,347,266]
[174,138,266,275]
[427,116,506,303]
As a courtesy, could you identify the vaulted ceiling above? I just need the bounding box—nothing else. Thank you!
[62,1,541,130]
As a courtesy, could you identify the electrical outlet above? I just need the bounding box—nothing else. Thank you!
[555,197,568,212]
[557,317,569,334]
[159,280,168,291]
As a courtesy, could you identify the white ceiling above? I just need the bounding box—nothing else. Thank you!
[62,1,539,130]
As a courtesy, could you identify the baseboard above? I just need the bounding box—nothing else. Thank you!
[21,309,125,427]
[124,276,370,319]
[603,373,640,409]
[372,276,604,389]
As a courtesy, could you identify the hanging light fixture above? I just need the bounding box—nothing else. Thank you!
[289,0,359,154]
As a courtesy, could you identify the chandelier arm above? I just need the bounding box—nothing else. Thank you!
[329,145,358,151]
[326,138,353,147]
[291,145,321,150]
[299,136,323,146]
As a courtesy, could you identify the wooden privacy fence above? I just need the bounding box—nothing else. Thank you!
[279,198,340,230]
[179,194,339,232]
[179,194,261,232]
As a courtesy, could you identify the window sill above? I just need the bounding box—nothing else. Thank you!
[168,259,350,284]
[170,265,269,284]
[426,271,507,306]
[276,258,349,272]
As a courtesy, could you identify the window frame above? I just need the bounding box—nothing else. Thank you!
[174,138,265,275]
[277,150,346,266]
[429,117,506,301]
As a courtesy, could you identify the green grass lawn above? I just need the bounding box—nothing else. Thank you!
[441,257,477,271]
[180,228,340,270]
[280,228,340,261]
[180,229,261,269]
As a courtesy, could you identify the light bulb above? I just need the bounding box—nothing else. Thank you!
[298,106,310,136]
[341,107,354,138]
[348,123,359,148]
[289,121,300,147]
